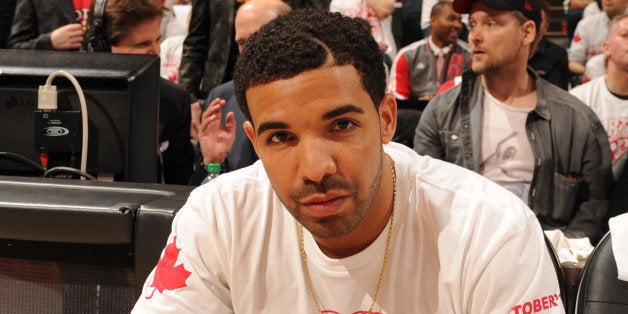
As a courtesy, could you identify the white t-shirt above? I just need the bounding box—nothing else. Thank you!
[133,142,563,313]
[481,91,535,203]
[570,76,628,161]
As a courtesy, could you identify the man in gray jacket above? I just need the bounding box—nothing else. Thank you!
[414,0,613,244]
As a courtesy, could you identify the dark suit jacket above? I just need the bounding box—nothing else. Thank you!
[188,81,258,186]
[528,38,569,90]
[159,78,195,185]
[7,0,76,49]
[0,0,16,48]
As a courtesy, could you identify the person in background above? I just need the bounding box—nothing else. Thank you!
[528,0,569,90]
[567,0,627,76]
[133,9,561,313]
[0,0,16,49]
[415,0,613,244]
[389,0,471,103]
[183,0,330,142]
[83,0,194,185]
[187,0,291,185]
[7,0,90,50]
[570,13,628,163]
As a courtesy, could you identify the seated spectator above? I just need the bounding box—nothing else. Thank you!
[567,0,627,76]
[389,0,471,103]
[187,0,291,186]
[415,0,613,244]
[7,0,89,50]
[0,0,16,49]
[83,0,194,185]
[570,13,628,162]
[133,10,561,312]
[528,0,569,90]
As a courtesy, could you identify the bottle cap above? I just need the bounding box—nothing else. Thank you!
[206,163,221,173]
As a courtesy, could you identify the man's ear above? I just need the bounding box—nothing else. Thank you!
[522,20,537,46]
[243,121,259,154]
[379,93,397,144]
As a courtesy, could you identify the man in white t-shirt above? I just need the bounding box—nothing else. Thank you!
[567,0,627,75]
[571,13,628,162]
[133,9,563,313]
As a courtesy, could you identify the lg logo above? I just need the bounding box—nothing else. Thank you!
[4,96,36,110]
[44,126,70,137]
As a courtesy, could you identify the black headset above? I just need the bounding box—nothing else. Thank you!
[87,0,111,52]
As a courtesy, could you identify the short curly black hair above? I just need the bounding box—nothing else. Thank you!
[233,9,386,124]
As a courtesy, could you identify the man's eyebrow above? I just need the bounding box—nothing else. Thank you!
[322,105,364,120]
[256,121,289,137]
[255,105,364,136]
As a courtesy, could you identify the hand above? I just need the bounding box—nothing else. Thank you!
[50,24,85,50]
[378,41,388,52]
[198,98,236,165]
[190,101,202,140]
[419,94,434,101]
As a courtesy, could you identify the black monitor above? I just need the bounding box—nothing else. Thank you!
[0,50,159,183]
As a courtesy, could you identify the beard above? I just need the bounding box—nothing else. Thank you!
[286,154,384,239]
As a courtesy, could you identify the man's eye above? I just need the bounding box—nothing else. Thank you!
[269,132,291,143]
[332,119,357,131]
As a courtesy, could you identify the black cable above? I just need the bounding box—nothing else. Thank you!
[44,166,97,180]
[0,152,45,172]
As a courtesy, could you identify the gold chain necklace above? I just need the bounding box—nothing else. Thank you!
[298,158,396,314]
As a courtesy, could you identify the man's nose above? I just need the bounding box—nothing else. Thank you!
[297,137,337,183]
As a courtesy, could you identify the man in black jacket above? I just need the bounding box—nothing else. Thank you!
[83,0,194,185]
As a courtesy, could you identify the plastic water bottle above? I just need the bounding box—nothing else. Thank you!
[201,163,221,185]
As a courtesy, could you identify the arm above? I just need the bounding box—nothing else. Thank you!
[389,53,412,100]
[0,0,16,48]
[179,0,210,102]
[413,98,446,159]
[569,0,592,10]
[564,120,612,243]
[6,0,51,49]
[566,22,588,74]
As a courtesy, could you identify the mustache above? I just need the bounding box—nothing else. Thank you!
[290,175,357,201]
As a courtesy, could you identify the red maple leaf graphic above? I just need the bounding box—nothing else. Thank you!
[145,236,192,299]
[524,1,532,11]
[573,33,581,43]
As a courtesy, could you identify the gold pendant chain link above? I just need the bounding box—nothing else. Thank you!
[298,158,397,314]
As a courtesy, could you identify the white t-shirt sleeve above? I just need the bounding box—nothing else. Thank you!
[470,214,565,313]
[132,187,234,313]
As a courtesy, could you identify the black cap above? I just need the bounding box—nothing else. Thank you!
[453,0,541,29]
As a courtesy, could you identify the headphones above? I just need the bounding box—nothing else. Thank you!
[87,0,111,52]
